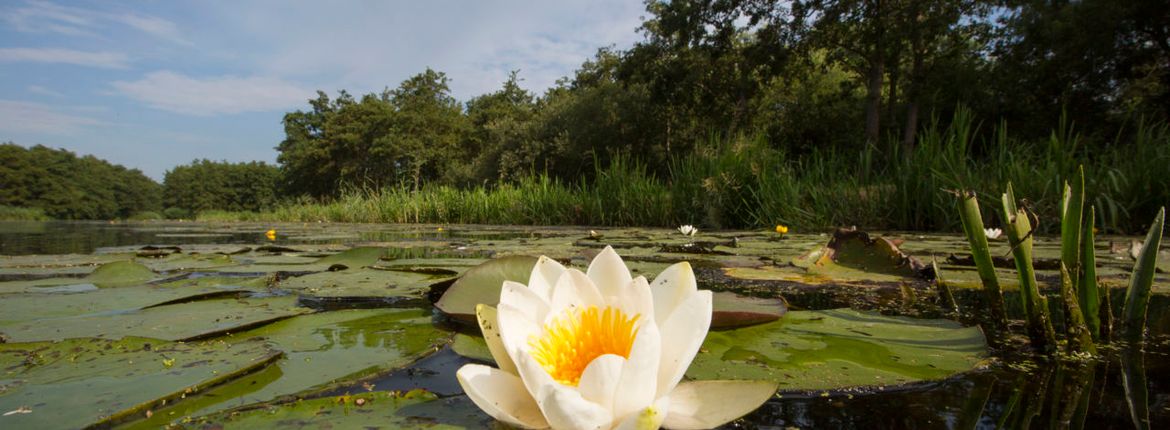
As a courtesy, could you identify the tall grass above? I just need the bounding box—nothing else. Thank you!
[198,113,1169,232]
[0,205,49,221]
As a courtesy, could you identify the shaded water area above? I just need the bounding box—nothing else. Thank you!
[0,221,1166,429]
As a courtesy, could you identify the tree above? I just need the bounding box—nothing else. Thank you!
[164,160,279,213]
[389,68,469,190]
[0,143,161,219]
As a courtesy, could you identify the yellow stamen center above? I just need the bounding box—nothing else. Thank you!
[529,306,640,386]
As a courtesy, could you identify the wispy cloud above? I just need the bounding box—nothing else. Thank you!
[2,0,188,44]
[115,13,189,45]
[0,47,128,68]
[27,84,65,98]
[111,71,311,116]
[0,99,102,135]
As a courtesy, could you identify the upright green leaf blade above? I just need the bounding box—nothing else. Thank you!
[1079,206,1101,339]
[1123,207,1165,344]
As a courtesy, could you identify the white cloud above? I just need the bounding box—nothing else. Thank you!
[233,0,646,100]
[2,0,187,44]
[113,13,190,45]
[0,99,102,135]
[2,0,95,36]
[0,47,128,68]
[27,84,65,98]
[111,71,312,116]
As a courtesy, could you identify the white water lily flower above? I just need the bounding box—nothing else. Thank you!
[677,225,698,237]
[457,246,776,429]
[984,228,1002,240]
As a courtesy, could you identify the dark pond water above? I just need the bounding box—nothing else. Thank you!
[0,221,1165,429]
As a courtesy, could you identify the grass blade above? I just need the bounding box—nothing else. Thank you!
[956,191,1007,344]
[1079,206,1101,340]
[1123,207,1165,344]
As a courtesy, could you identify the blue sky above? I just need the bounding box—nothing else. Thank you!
[0,0,646,180]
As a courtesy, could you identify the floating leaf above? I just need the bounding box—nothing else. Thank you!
[156,309,449,417]
[186,390,489,429]
[793,229,927,280]
[687,308,987,391]
[314,246,388,268]
[0,296,311,342]
[434,255,538,323]
[712,291,787,329]
[280,268,442,308]
[0,336,280,429]
[0,259,158,294]
[0,281,259,326]
[451,333,494,363]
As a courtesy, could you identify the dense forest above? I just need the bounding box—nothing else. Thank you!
[4,0,1168,232]
[162,160,280,218]
[0,143,161,220]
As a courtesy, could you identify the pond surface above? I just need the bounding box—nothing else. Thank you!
[0,221,1165,429]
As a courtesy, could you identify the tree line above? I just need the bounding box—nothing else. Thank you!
[276,0,1168,198]
[0,143,279,220]
[4,0,1165,223]
[0,143,162,219]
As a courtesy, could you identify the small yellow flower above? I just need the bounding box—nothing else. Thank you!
[775,225,789,234]
[265,229,277,240]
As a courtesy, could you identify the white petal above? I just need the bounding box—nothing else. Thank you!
[456,364,549,429]
[577,354,625,413]
[615,395,670,430]
[612,319,661,421]
[497,303,543,371]
[500,280,550,325]
[538,384,613,430]
[586,246,633,299]
[655,290,712,395]
[547,269,605,323]
[661,380,777,430]
[608,276,655,323]
[649,262,697,326]
[528,256,566,302]
[512,341,560,407]
[475,304,517,375]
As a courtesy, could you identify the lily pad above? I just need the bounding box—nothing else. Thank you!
[686,308,988,391]
[712,291,787,329]
[0,282,260,326]
[279,268,442,307]
[159,308,449,416]
[0,336,281,429]
[314,246,389,269]
[793,229,927,281]
[434,255,538,323]
[0,260,158,294]
[0,296,311,342]
[185,390,490,429]
[206,247,390,274]
[451,333,494,363]
[139,253,236,272]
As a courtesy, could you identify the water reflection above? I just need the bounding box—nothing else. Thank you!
[738,346,1168,429]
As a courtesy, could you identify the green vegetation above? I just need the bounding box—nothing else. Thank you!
[0,205,48,221]
[0,143,161,220]
[198,116,1170,233]
[5,0,1169,229]
[163,159,279,215]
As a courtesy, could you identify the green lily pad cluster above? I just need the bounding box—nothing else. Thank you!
[0,223,1011,428]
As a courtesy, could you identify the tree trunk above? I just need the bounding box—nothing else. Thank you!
[887,46,900,127]
[864,0,886,148]
[864,57,885,147]
[902,4,925,154]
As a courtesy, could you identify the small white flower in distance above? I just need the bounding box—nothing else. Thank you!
[984,228,1002,240]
